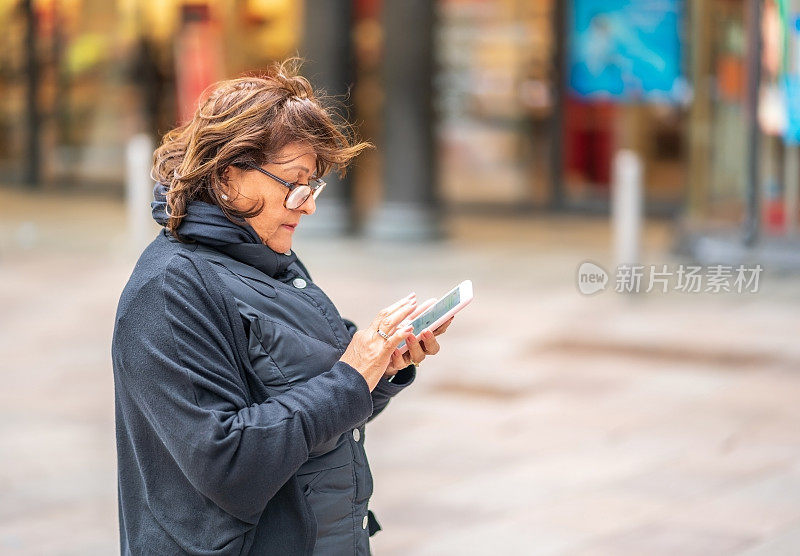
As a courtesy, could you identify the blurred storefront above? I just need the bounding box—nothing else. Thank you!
[2,0,799,256]
[684,0,800,266]
[435,0,553,209]
[687,0,750,228]
[436,0,800,258]
[1,0,682,213]
[563,0,688,215]
[0,0,696,214]
[436,0,689,216]
[0,0,301,190]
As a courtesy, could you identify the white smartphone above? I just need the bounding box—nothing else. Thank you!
[397,280,473,354]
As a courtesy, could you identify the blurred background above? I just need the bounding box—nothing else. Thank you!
[2,0,800,554]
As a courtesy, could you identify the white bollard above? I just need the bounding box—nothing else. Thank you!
[126,133,155,253]
[785,145,799,235]
[612,149,643,267]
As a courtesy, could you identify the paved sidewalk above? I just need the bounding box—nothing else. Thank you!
[1,189,799,554]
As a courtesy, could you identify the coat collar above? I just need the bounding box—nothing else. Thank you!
[152,182,297,279]
[213,243,297,280]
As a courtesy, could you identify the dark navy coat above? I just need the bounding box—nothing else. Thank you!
[112,198,414,555]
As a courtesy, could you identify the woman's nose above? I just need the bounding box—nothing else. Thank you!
[297,193,316,215]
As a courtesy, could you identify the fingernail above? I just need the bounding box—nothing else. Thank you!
[406,334,415,343]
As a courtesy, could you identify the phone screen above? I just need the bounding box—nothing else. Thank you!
[398,287,460,348]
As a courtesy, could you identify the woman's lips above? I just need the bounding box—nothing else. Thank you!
[282,224,297,231]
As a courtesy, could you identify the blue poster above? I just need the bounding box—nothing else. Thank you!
[783,76,800,145]
[783,15,800,145]
[569,0,687,103]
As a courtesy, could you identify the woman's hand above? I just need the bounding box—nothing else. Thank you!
[385,297,454,376]
[340,293,419,391]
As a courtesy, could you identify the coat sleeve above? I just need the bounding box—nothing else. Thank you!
[341,318,416,422]
[113,254,373,525]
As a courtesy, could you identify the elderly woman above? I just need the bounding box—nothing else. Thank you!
[112,60,453,555]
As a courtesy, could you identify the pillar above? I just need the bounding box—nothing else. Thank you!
[298,0,355,236]
[366,0,442,241]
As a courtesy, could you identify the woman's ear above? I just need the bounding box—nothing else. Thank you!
[221,164,234,184]
[220,165,240,201]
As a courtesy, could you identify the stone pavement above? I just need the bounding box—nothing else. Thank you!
[1,188,799,555]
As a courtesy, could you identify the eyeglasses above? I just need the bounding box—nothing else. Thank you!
[244,162,326,210]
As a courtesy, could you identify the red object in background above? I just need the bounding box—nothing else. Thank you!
[764,199,785,234]
[354,0,380,19]
[716,55,745,102]
[175,4,224,124]
[564,97,616,188]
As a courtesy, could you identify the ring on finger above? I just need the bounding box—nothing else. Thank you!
[376,329,391,341]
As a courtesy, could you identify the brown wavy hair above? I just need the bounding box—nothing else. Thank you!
[151,58,372,238]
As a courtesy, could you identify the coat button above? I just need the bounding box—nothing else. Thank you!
[353,428,361,442]
[292,277,307,289]
[362,515,368,529]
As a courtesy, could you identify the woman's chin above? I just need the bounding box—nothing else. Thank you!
[266,239,292,254]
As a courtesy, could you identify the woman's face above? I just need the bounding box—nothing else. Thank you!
[225,143,318,253]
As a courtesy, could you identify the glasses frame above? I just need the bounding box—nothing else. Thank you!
[244,162,326,209]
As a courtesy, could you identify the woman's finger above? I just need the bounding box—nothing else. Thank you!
[404,297,437,322]
[377,301,419,338]
[389,349,405,372]
[403,332,426,365]
[419,330,441,355]
[384,292,417,315]
[432,316,454,336]
[386,322,415,351]
[371,294,417,332]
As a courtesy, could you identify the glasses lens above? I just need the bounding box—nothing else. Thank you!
[286,185,311,209]
[312,180,326,200]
